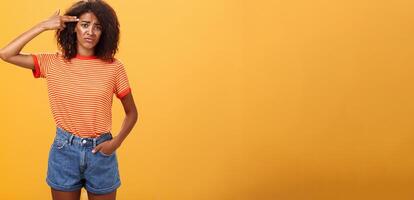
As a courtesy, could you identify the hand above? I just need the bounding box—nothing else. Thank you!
[92,138,121,155]
[39,9,79,31]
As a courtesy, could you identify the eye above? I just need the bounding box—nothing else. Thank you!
[81,23,89,28]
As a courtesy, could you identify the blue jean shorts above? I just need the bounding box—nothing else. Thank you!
[46,127,121,194]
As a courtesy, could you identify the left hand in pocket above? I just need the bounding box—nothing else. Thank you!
[92,138,120,155]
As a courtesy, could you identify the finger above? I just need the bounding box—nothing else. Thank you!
[61,16,79,22]
[92,145,102,153]
[51,9,59,17]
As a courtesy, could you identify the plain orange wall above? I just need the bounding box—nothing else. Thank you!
[1,0,414,199]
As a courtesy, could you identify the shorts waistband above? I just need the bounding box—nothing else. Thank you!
[55,127,113,148]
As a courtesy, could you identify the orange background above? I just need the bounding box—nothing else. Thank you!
[1,0,414,199]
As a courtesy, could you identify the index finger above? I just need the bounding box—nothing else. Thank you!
[61,16,79,22]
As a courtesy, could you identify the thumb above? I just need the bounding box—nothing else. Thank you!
[92,144,102,153]
[52,9,60,17]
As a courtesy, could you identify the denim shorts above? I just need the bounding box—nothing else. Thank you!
[46,127,121,194]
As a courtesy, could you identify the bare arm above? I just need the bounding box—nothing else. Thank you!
[92,92,138,154]
[0,10,79,70]
[0,25,45,70]
[114,92,139,146]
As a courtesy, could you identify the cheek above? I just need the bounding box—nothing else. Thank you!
[76,32,83,42]
[79,29,87,35]
[75,27,83,36]
[77,26,88,34]
[96,32,102,41]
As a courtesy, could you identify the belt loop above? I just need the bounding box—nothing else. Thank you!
[69,134,74,145]
[93,138,97,148]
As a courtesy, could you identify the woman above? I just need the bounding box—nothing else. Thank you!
[0,0,138,199]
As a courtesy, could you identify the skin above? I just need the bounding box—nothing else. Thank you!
[74,12,102,57]
[0,9,138,200]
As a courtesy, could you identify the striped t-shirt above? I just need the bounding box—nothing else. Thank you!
[31,52,131,138]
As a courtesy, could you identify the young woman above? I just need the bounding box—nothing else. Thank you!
[0,0,138,199]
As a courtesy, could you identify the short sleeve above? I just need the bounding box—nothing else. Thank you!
[31,52,58,79]
[114,61,131,99]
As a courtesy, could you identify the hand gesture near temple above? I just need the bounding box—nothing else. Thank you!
[39,9,79,31]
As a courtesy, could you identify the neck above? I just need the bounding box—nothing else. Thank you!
[77,46,94,57]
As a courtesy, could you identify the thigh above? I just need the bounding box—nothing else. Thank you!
[87,189,117,200]
[51,188,81,200]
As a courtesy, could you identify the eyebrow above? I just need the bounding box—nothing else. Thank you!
[80,21,101,25]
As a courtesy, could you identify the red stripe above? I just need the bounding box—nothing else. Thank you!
[31,54,40,78]
[117,87,131,99]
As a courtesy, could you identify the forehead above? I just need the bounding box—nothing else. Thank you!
[79,12,100,23]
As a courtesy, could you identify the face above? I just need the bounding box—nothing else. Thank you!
[74,12,102,52]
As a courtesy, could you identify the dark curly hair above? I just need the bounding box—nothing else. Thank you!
[55,0,120,62]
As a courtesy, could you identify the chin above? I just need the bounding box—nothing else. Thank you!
[83,44,96,49]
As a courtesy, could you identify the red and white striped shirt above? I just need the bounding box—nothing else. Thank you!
[31,52,131,138]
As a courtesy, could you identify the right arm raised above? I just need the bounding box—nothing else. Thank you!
[0,24,45,70]
[0,10,79,70]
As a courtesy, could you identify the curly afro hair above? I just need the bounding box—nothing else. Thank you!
[55,0,120,62]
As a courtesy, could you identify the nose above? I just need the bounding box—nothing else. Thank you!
[86,27,94,35]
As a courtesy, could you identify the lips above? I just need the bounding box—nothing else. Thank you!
[84,38,94,43]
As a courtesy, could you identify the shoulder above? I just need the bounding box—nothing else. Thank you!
[34,51,63,60]
[32,52,64,67]
[109,57,127,71]
[112,57,124,67]
[36,51,61,56]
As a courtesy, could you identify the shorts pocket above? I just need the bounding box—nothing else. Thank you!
[98,150,114,157]
[53,138,67,150]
